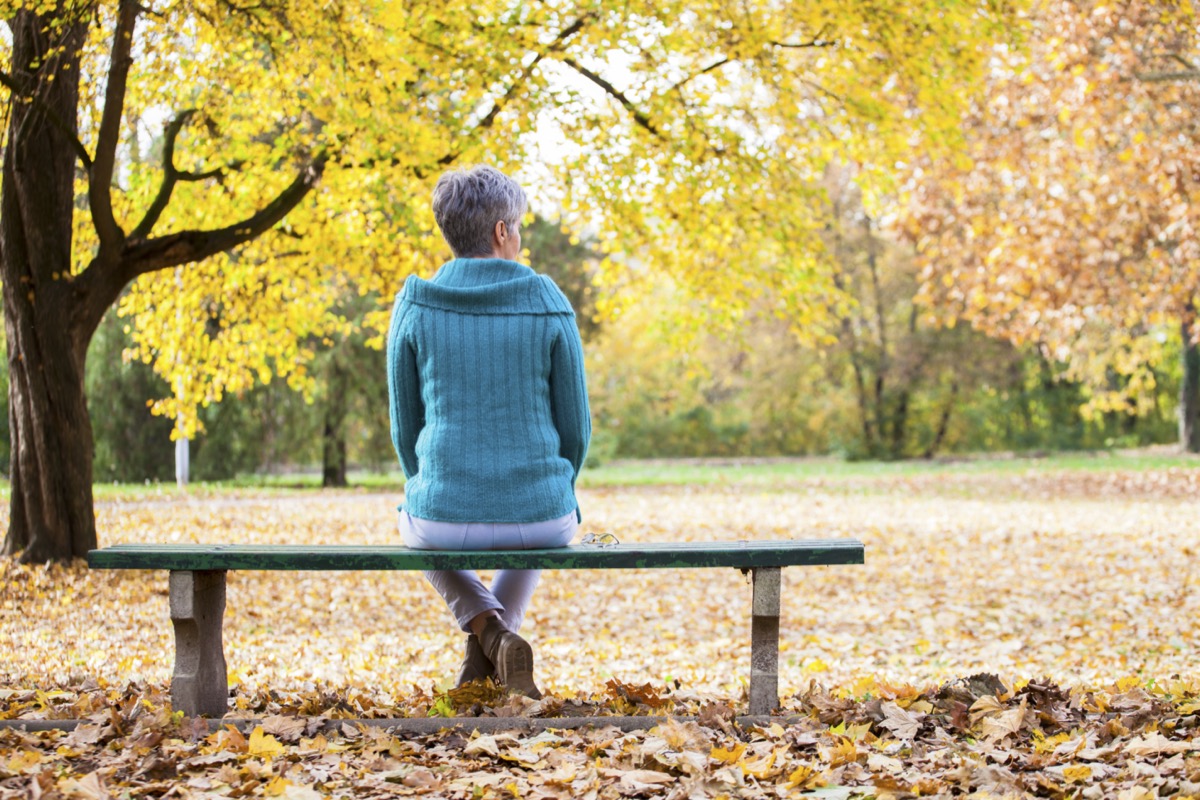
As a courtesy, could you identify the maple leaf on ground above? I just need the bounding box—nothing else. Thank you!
[261,716,307,743]
[614,768,675,795]
[1123,732,1194,757]
[248,726,285,757]
[981,698,1028,743]
[606,679,669,710]
[463,733,520,758]
[878,701,924,741]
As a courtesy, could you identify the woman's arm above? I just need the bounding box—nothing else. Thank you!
[549,314,591,481]
[387,301,424,479]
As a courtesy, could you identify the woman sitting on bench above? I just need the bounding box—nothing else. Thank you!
[386,165,591,699]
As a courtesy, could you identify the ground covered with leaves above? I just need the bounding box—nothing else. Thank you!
[3,462,1200,797]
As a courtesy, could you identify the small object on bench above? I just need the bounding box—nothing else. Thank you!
[87,539,865,718]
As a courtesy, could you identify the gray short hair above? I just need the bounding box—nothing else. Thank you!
[431,166,529,258]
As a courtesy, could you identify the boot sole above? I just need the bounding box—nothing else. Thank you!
[496,634,542,700]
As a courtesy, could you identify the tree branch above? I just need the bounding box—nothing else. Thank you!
[668,57,732,93]
[769,38,836,48]
[560,57,663,138]
[1134,69,1200,82]
[769,26,836,49]
[90,0,140,254]
[131,110,243,240]
[130,110,192,240]
[436,13,595,166]
[434,57,541,168]
[0,68,93,170]
[121,153,328,278]
[329,13,580,176]
[178,166,228,181]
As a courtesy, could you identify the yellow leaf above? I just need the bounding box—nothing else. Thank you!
[785,764,822,790]
[264,776,292,796]
[1118,789,1157,800]
[710,743,746,764]
[1062,765,1092,783]
[739,749,778,779]
[249,726,286,757]
[1116,676,1141,692]
[6,749,43,774]
[820,737,860,767]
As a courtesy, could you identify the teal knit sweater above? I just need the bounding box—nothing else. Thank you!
[387,258,591,523]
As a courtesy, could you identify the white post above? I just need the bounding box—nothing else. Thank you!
[173,267,190,488]
[175,432,189,487]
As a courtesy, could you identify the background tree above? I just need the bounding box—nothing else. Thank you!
[902,0,1200,449]
[824,167,1023,459]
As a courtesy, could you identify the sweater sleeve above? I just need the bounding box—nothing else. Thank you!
[386,300,423,480]
[549,314,591,484]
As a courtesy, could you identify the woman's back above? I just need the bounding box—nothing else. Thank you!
[388,258,590,524]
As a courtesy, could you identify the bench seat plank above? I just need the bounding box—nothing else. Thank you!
[87,539,864,572]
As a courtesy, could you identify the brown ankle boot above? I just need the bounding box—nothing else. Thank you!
[456,634,494,687]
[477,617,542,700]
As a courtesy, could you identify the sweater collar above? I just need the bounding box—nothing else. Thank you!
[399,258,574,315]
[433,258,536,287]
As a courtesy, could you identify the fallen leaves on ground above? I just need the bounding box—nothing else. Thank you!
[4,676,1200,798]
[3,465,1200,796]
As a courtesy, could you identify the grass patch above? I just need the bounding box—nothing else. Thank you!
[0,449,1193,501]
[579,449,1200,488]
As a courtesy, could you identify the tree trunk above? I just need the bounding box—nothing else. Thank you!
[1,10,96,562]
[889,390,910,459]
[322,354,348,487]
[1181,313,1200,453]
[922,381,959,459]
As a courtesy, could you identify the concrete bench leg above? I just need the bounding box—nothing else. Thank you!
[169,570,228,717]
[749,566,781,715]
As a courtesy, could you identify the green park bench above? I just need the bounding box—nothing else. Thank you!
[87,539,864,718]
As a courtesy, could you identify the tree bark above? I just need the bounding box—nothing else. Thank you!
[1181,312,1200,453]
[1,10,96,562]
[322,354,348,488]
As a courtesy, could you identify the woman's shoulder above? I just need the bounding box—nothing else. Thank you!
[532,274,576,316]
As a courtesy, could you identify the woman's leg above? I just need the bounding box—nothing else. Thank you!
[488,512,577,633]
[401,511,576,696]
[490,570,542,633]
[399,514,503,632]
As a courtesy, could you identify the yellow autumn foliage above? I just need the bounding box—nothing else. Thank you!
[1,0,1021,435]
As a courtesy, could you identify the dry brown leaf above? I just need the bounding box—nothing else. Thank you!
[981,698,1028,742]
[463,733,519,758]
[878,701,924,740]
[1123,732,1195,757]
[261,716,308,743]
[615,768,675,795]
[59,771,109,800]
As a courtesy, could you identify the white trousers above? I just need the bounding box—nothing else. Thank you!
[399,511,577,633]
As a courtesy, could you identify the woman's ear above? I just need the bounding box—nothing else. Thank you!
[494,220,508,247]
